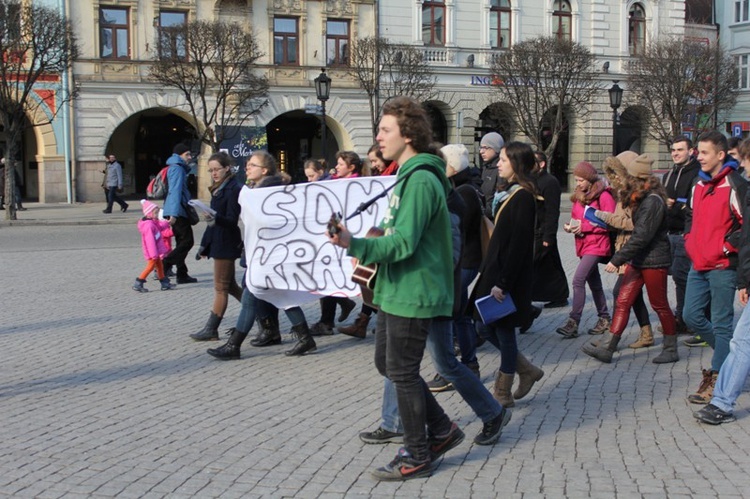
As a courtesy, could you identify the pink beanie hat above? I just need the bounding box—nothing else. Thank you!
[140,199,159,216]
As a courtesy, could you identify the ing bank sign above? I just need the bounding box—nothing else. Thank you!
[469,75,519,86]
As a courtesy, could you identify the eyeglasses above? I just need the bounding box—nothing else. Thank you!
[479,146,491,151]
[247,162,264,169]
[207,168,225,173]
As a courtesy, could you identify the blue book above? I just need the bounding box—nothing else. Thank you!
[584,205,608,228]
[475,293,517,325]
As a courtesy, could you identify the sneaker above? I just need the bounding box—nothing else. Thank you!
[429,422,465,460]
[587,316,611,335]
[693,403,736,425]
[370,448,433,481]
[474,407,512,445]
[359,427,404,444]
[556,318,579,339]
[310,322,334,336]
[427,374,454,393]
[683,334,708,347]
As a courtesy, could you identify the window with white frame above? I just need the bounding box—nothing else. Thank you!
[735,0,749,22]
[422,1,446,46]
[490,0,511,49]
[629,3,646,56]
[739,54,749,89]
[552,0,571,41]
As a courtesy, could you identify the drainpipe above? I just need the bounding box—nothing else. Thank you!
[59,0,74,203]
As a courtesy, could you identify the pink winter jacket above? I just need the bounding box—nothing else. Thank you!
[570,190,616,258]
[138,218,172,260]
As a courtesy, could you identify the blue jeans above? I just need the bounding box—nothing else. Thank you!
[668,234,690,318]
[235,287,258,334]
[426,318,503,421]
[256,300,306,329]
[478,322,518,374]
[381,378,402,433]
[711,302,750,413]
[683,267,737,372]
[455,267,479,365]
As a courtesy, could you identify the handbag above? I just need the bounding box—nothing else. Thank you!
[183,202,200,226]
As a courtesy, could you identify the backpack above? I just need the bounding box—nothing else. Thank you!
[146,166,169,199]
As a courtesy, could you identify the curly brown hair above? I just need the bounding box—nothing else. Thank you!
[620,175,667,209]
[381,96,434,154]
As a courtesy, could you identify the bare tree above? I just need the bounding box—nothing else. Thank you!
[490,36,602,171]
[627,36,737,148]
[149,19,269,152]
[0,0,78,220]
[349,37,436,139]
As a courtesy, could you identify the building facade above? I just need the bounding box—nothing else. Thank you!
[10,0,741,202]
[718,0,750,140]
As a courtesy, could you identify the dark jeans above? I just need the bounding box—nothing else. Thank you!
[319,296,354,325]
[257,299,306,329]
[611,266,675,337]
[613,271,651,328]
[162,216,194,278]
[374,311,452,461]
[668,234,690,318]
[455,267,479,365]
[105,186,127,211]
[478,322,518,374]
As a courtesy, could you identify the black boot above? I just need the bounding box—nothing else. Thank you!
[250,317,282,347]
[207,328,248,360]
[581,332,621,363]
[285,322,317,356]
[190,312,222,341]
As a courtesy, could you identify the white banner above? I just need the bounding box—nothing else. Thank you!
[239,176,397,308]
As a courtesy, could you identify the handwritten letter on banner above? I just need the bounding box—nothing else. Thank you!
[239,176,397,309]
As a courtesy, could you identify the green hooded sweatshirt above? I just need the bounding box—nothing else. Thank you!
[348,153,454,319]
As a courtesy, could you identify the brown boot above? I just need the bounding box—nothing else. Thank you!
[628,325,655,349]
[514,353,544,400]
[687,369,718,404]
[337,312,370,339]
[493,371,515,408]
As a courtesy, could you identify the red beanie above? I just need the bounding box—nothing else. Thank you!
[573,161,598,183]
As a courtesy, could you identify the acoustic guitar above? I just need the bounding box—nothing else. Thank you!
[327,212,382,308]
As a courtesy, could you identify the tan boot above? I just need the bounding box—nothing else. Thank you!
[628,325,655,349]
[337,312,370,339]
[493,371,515,408]
[687,369,718,404]
[514,353,544,400]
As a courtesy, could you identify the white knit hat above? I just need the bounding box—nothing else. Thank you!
[441,144,470,173]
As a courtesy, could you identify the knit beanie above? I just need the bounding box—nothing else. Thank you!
[624,153,654,179]
[441,144,470,173]
[573,161,598,183]
[141,199,159,216]
[480,132,505,153]
[173,143,190,156]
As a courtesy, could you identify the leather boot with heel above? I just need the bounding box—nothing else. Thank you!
[190,312,222,341]
[338,312,370,339]
[514,353,544,399]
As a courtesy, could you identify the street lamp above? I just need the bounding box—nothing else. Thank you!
[608,80,623,156]
[314,68,331,161]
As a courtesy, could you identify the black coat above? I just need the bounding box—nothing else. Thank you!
[535,170,562,244]
[662,157,700,233]
[454,176,484,270]
[200,176,243,260]
[610,194,671,269]
[738,188,750,289]
[474,186,536,329]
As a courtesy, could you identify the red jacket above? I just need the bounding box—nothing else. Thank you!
[685,164,746,271]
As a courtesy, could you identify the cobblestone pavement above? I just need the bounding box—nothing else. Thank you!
[1,203,749,498]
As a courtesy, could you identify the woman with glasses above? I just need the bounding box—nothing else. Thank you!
[190,151,244,341]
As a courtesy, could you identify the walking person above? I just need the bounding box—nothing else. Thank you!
[132,199,175,293]
[102,154,128,214]
[473,141,545,408]
[581,154,678,364]
[682,131,746,403]
[162,144,198,284]
[555,162,615,339]
[478,132,505,216]
[190,152,244,341]
[597,151,655,349]
[531,151,569,308]
[694,137,750,424]
[208,151,316,359]
[328,97,463,480]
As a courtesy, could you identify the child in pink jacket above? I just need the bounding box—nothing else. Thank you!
[133,199,175,292]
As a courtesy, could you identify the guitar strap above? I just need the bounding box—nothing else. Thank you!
[345,168,423,221]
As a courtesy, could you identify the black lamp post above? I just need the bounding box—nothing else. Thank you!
[314,68,331,161]
[608,80,623,156]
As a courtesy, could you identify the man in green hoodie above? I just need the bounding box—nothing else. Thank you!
[329,96,463,480]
